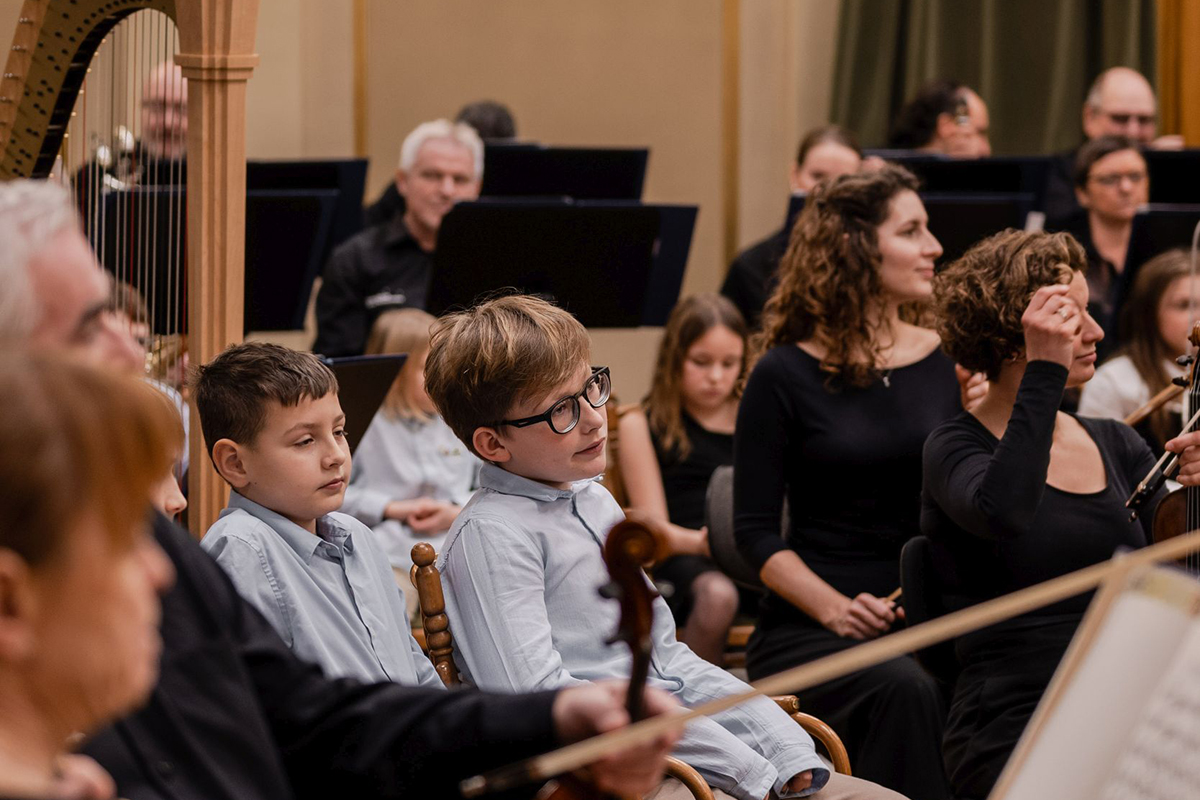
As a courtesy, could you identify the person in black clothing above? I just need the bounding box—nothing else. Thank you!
[0,178,681,800]
[734,165,963,800]
[314,119,483,357]
[1043,67,1183,224]
[1047,136,1148,357]
[886,79,991,158]
[721,125,863,328]
[0,353,179,800]
[618,294,747,664]
[924,229,1164,799]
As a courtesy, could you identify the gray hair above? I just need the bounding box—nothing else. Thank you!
[0,180,80,344]
[397,119,484,182]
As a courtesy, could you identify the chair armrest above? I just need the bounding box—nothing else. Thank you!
[771,696,852,776]
[664,756,715,800]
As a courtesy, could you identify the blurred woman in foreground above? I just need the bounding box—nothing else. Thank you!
[0,352,178,799]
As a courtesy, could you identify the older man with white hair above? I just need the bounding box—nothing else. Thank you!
[314,119,483,357]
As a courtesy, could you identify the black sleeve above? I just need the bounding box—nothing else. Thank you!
[923,360,1068,541]
[313,243,369,358]
[733,352,794,571]
[720,257,766,329]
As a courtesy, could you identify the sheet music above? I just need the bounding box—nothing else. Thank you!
[994,574,1198,800]
[1095,620,1200,799]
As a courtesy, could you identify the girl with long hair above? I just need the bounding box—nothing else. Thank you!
[734,164,963,799]
[1078,248,1197,453]
[618,293,746,664]
[341,308,480,613]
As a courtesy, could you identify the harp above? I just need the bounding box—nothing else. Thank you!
[0,0,259,536]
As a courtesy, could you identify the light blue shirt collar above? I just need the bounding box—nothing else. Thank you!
[226,491,354,562]
[477,462,600,502]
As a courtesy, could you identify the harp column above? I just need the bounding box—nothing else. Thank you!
[175,0,259,537]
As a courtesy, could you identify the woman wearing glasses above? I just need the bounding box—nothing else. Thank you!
[1061,135,1149,353]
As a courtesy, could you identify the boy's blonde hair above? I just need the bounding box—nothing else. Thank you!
[366,308,436,421]
[424,294,590,456]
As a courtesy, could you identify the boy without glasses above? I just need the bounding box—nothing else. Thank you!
[426,295,902,800]
[194,342,442,688]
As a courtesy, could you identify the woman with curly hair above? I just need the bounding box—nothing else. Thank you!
[734,164,961,799]
[923,229,1163,799]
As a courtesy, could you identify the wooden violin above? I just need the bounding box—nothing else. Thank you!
[1126,322,1200,569]
[534,520,673,800]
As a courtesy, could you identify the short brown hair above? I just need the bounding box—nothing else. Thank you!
[934,229,1087,379]
[193,342,338,457]
[1074,135,1145,189]
[796,124,861,166]
[366,308,436,421]
[424,294,590,455]
[0,351,180,567]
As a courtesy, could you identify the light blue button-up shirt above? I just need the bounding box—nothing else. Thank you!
[201,492,442,688]
[438,464,828,800]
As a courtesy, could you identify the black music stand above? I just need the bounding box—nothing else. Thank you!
[1144,150,1200,205]
[921,192,1035,264]
[248,158,368,251]
[427,199,695,328]
[1124,204,1200,282]
[322,354,406,455]
[866,153,1053,212]
[98,187,338,334]
[784,191,1034,265]
[479,144,649,200]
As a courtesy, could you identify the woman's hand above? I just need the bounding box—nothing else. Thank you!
[955,364,989,412]
[1166,431,1200,486]
[1022,284,1080,368]
[822,593,900,640]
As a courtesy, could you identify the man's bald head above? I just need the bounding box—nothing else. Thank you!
[1083,67,1158,144]
[142,61,188,160]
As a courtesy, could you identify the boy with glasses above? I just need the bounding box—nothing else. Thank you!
[424,294,904,800]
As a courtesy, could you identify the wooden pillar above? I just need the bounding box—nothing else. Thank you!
[1158,0,1200,146]
[175,0,259,537]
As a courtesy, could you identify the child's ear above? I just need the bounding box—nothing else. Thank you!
[0,550,36,661]
[211,439,251,488]
[472,426,511,464]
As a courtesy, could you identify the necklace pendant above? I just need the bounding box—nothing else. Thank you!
[882,373,891,388]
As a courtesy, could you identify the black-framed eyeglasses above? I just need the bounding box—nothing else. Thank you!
[496,366,611,435]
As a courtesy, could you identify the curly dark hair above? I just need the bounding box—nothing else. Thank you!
[753,163,922,388]
[934,229,1088,379]
[888,79,968,149]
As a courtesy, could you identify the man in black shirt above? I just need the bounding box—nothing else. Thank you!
[0,179,679,800]
[314,119,483,357]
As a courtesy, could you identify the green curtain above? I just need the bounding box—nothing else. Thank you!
[830,0,1156,155]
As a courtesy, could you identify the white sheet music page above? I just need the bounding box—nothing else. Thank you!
[994,568,1199,800]
[1095,617,1200,799]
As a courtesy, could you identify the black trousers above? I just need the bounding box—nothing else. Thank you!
[748,620,952,800]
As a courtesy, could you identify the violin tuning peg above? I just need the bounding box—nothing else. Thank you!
[1178,355,1195,367]
[598,581,622,601]
[654,580,675,599]
[1173,376,1189,387]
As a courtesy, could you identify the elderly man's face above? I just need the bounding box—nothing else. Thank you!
[28,229,144,373]
[395,138,480,246]
[141,63,188,160]
[1084,72,1157,143]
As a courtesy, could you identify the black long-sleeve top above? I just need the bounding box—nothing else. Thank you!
[734,344,962,624]
[81,515,558,800]
[920,361,1161,635]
